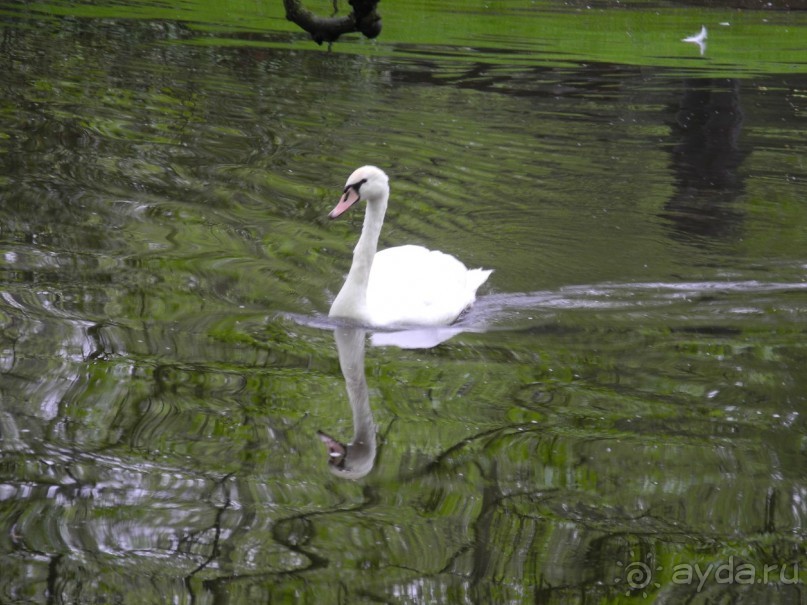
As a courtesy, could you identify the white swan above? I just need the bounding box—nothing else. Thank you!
[328,166,492,327]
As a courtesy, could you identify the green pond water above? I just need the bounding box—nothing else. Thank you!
[1,0,807,603]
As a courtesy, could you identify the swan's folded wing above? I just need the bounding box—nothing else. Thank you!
[367,245,491,326]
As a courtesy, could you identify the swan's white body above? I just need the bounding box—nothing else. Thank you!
[328,166,491,328]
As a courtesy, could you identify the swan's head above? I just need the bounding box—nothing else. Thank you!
[329,165,389,219]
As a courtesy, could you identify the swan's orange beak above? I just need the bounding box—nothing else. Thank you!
[329,186,361,219]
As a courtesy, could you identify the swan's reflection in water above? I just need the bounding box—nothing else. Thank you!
[318,326,377,479]
[310,277,807,478]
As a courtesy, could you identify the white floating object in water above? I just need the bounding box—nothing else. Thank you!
[682,25,707,55]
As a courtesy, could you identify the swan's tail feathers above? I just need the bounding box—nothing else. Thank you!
[467,268,493,293]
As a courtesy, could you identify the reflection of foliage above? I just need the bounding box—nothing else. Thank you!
[0,6,806,605]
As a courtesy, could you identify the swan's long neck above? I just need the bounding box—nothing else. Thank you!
[330,192,388,322]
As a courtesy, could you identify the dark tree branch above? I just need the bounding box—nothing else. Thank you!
[284,0,382,45]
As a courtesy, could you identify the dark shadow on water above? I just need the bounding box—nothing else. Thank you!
[662,78,748,242]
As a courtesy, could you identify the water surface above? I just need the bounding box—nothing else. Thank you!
[0,0,806,603]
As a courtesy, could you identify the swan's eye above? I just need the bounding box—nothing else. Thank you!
[344,178,367,195]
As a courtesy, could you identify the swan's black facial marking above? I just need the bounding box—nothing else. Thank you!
[344,178,367,197]
[330,177,368,219]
